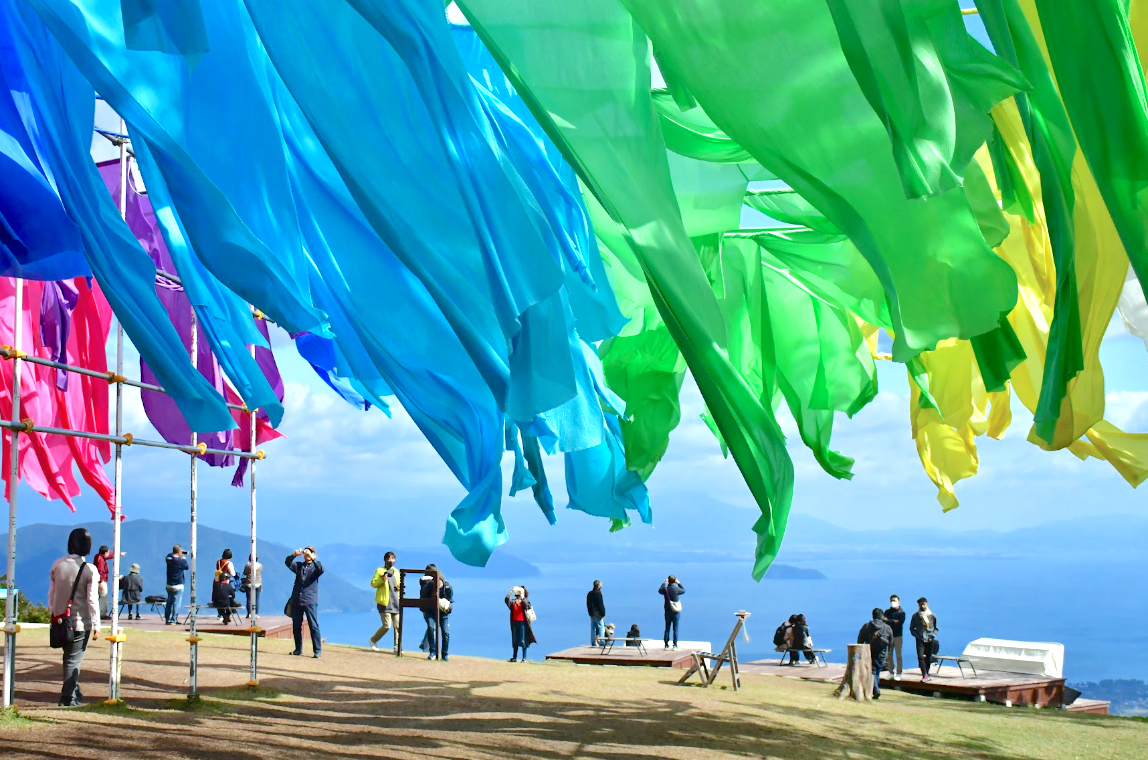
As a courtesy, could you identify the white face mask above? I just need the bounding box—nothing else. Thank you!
[890,600,900,609]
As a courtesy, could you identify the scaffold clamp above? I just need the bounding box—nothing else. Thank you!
[255,450,265,460]
[122,432,134,445]
[0,345,25,359]
[19,418,33,433]
[0,623,20,635]
[106,372,127,384]
[195,442,207,455]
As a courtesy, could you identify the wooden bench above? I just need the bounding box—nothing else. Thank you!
[932,654,978,679]
[598,637,648,656]
[777,648,831,668]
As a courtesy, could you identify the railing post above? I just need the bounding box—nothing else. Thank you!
[2,278,24,709]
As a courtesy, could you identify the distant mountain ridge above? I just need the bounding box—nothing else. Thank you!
[3,520,372,614]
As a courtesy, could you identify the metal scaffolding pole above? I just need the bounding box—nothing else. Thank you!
[2,279,24,710]
[188,308,199,700]
[247,342,259,687]
[106,120,129,704]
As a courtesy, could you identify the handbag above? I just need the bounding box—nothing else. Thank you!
[50,560,87,649]
[668,598,682,613]
[930,639,941,656]
[525,606,537,623]
[283,597,295,617]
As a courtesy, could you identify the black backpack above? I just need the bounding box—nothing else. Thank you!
[773,622,789,647]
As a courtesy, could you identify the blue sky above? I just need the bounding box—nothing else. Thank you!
[22,8,1146,567]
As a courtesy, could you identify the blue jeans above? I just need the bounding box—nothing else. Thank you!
[165,584,184,623]
[590,616,604,645]
[423,613,449,658]
[245,586,261,616]
[872,655,886,697]
[512,620,528,658]
[292,602,321,655]
[664,610,680,646]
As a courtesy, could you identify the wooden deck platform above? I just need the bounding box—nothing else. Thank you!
[742,659,1075,709]
[546,645,701,669]
[115,613,297,639]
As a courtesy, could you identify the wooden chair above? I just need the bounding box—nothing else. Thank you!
[677,613,749,690]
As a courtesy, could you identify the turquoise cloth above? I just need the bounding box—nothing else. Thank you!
[25,0,326,336]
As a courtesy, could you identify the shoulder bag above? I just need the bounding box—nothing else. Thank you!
[50,560,87,649]
[525,605,537,623]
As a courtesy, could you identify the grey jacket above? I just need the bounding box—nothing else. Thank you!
[49,555,99,634]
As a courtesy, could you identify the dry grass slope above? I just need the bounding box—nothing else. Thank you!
[1,628,1145,759]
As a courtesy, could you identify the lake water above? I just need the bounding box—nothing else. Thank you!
[317,555,1148,683]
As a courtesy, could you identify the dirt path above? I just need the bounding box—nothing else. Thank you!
[1,628,1143,760]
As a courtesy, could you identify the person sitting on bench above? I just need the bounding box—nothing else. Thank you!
[211,569,237,625]
[788,614,817,665]
[120,563,144,620]
[625,624,641,647]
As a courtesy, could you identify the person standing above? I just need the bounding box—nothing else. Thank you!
[94,545,110,619]
[658,575,685,650]
[285,546,324,658]
[369,551,401,653]
[48,528,100,706]
[910,596,939,682]
[164,545,189,625]
[120,563,144,620]
[419,564,453,661]
[242,554,262,618]
[883,594,907,681]
[858,607,893,699]
[506,585,537,662]
[586,580,606,646]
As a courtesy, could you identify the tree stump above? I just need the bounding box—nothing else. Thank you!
[834,643,873,702]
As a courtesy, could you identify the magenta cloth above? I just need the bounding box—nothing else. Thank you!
[1,277,115,513]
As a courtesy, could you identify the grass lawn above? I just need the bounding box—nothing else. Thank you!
[1,628,1144,759]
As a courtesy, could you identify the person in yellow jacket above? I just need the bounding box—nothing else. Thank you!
[369,551,401,653]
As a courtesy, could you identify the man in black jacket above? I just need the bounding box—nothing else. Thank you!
[858,608,893,699]
[586,580,606,646]
[883,594,907,681]
[909,597,939,682]
[285,547,324,658]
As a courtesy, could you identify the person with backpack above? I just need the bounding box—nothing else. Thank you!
[120,563,144,620]
[883,594,907,681]
[505,585,536,662]
[858,607,893,699]
[658,575,685,650]
[910,596,939,682]
[48,528,100,706]
[369,551,401,653]
[773,616,794,656]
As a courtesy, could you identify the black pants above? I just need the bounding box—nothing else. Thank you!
[123,604,138,616]
[915,638,933,675]
[292,602,321,655]
[60,630,91,706]
[788,649,816,663]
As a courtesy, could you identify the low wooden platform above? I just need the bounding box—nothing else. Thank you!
[115,614,297,639]
[1065,698,1110,715]
[742,659,1073,708]
[546,645,701,669]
